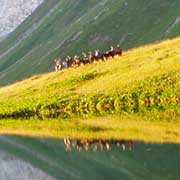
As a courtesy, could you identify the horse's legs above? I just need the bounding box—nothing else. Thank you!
[55,66,58,72]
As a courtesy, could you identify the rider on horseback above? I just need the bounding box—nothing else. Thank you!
[117,44,123,56]
[54,57,62,71]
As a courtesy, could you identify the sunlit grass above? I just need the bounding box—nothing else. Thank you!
[0,37,180,142]
[0,114,180,143]
[1,37,180,97]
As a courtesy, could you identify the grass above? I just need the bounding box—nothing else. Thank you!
[0,37,180,143]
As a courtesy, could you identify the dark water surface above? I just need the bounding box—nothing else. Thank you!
[0,135,180,180]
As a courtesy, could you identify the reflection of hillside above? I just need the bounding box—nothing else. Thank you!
[0,151,55,180]
[0,135,180,180]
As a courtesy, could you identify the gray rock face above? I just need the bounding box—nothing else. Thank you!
[0,0,44,37]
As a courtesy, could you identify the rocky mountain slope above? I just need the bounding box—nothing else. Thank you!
[0,0,43,38]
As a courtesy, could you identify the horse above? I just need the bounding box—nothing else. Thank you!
[88,51,95,63]
[66,56,73,68]
[95,49,104,61]
[82,52,89,64]
[54,57,62,71]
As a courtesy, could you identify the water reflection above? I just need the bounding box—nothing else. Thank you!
[0,151,55,180]
[1,135,180,180]
[64,138,133,152]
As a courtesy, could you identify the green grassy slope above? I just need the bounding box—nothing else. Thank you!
[0,0,180,85]
[0,38,180,142]
[0,135,180,180]
[0,37,180,117]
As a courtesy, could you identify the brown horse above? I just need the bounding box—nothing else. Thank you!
[88,51,95,63]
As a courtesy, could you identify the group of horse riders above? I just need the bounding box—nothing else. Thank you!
[54,45,123,72]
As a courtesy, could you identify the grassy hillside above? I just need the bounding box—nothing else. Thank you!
[0,37,180,143]
[0,0,180,85]
[0,135,180,180]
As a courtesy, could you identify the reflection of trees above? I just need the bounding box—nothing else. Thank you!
[64,138,134,152]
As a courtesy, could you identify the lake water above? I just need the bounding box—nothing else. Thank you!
[0,136,179,180]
